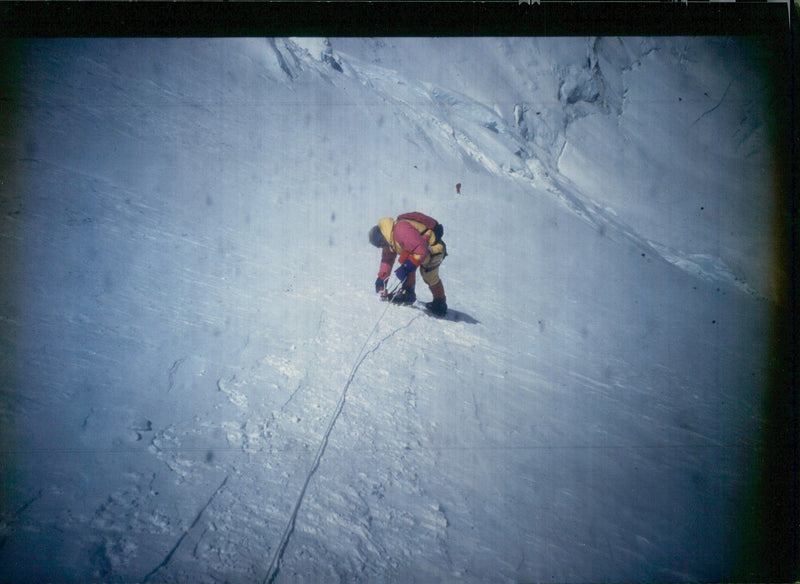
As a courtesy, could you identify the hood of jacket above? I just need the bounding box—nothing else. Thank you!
[377,217,396,249]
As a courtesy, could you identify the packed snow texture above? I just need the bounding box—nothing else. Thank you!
[0,37,782,582]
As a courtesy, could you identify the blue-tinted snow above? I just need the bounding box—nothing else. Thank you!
[0,37,785,582]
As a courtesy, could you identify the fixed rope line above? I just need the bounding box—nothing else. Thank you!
[263,285,404,584]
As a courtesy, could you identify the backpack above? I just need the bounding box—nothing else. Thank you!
[397,212,444,244]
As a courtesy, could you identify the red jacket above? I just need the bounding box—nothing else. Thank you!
[376,213,440,278]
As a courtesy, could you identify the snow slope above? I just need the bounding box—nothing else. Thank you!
[0,37,784,582]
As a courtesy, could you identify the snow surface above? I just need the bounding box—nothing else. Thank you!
[0,37,783,582]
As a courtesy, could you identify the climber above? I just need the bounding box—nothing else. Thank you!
[368,211,447,316]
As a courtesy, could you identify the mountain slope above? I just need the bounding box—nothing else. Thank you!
[0,36,782,582]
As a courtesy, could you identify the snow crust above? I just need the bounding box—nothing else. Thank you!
[0,37,780,582]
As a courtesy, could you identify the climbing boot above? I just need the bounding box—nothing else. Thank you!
[389,287,416,306]
[425,297,447,316]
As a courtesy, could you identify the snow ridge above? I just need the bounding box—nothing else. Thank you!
[332,38,767,300]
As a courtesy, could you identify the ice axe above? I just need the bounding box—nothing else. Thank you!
[381,273,407,301]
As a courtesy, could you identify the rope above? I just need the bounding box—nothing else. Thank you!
[263,295,396,583]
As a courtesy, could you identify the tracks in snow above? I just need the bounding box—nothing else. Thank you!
[142,474,230,583]
[263,306,423,583]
